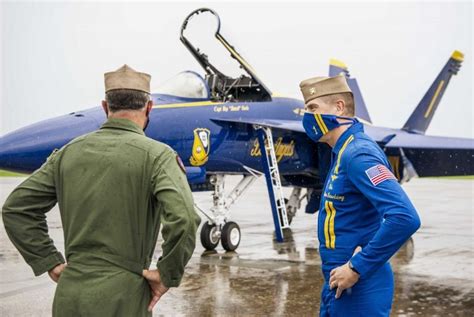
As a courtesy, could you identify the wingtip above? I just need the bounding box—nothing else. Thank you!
[329,58,348,70]
[451,50,464,62]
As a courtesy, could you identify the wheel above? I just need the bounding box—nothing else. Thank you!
[200,222,220,251]
[221,221,241,251]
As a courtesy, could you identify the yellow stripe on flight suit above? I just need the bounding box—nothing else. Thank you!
[324,201,337,249]
[328,201,337,249]
[334,135,354,174]
[324,134,354,249]
[324,201,332,249]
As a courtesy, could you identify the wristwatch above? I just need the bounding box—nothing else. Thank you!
[348,260,360,275]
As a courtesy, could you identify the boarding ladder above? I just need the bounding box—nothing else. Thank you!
[254,125,290,242]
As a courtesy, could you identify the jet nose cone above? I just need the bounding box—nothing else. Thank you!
[0,110,103,173]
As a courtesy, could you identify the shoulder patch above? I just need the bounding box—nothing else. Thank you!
[365,164,397,186]
[176,154,186,174]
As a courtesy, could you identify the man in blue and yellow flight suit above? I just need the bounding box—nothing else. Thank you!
[299,75,421,316]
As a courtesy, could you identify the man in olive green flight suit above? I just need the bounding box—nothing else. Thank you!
[2,64,201,316]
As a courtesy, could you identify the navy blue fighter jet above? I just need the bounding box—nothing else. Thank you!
[1,8,472,251]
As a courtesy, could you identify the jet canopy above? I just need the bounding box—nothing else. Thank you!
[180,8,272,103]
[155,71,210,99]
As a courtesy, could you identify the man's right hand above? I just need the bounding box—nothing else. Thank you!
[142,269,169,312]
[48,263,66,283]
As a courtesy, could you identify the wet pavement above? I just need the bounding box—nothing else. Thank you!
[0,177,473,316]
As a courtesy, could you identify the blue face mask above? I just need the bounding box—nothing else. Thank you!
[302,112,357,143]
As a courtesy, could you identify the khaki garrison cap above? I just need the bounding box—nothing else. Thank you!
[104,64,151,94]
[299,75,352,104]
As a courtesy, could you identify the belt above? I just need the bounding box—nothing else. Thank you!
[67,250,152,276]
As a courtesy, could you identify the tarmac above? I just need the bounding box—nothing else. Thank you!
[0,176,473,316]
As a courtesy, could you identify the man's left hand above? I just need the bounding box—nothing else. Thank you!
[329,246,362,299]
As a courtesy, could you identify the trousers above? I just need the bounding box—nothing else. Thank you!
[320,262,394,317]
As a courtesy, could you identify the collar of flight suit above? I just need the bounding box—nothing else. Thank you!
[100,117,145,135]
[332,121,364,155]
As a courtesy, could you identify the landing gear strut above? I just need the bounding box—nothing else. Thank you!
[285,187,303,224]
[196,170,260,251]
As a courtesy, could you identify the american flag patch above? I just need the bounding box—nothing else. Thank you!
[365,164,397,186]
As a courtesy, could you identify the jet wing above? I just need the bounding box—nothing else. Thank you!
[384,133,473,177]
[384,133,474,149]
[212,117,474,177]
[212,117,474,149]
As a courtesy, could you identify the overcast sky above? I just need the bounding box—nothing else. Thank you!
[1,0,472,138]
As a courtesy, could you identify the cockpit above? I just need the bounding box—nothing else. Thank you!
[154,71,210,100]
[178,8,272,103]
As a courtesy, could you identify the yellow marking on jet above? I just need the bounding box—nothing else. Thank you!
[388,156,401,180]
[153,101,221,109]
[250,137,295,162]
[271,92,287,98]
[329,58,348,70]
[451,50,464,62]
[214,105,250,113]
[216,34,257,74]
[424,80,445,118]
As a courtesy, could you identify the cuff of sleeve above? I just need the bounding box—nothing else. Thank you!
[30,252,65,276]
[156,261,182,288]
[349,253,370,279]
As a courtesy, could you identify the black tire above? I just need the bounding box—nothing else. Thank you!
[221,221,241,251]
[200,222,219,251]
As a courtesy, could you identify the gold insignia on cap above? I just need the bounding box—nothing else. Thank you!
[299,75,352,104]
[104,64,151,94]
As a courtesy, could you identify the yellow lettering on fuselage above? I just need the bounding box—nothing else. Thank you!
[250,137,295,162]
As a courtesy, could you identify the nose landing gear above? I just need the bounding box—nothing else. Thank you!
[196,171,259,252]
[200,221,241,251]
